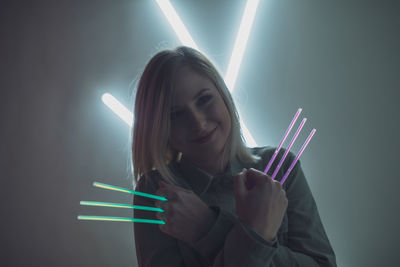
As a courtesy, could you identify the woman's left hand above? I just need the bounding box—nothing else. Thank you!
[155,181,217,246]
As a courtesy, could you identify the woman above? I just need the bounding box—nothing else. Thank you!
[132,46,336,266]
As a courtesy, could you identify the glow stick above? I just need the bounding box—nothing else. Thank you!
[271,118,307,180]
[264,108,302,175]
[77,215,165,224]
[93,182,168,201]
[280,129,316,185]
[80,201,164,212]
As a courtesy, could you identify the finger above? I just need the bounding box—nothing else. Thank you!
[281,189,287,197]
[160,200,168,212]
[244,169,261,188]
[234,169,246,197]
[155,199,160,208]
[246,168,271,185]
[159,180,179,188]
[156,186,168,198]
[272,179,283,190]
[155,210,161,220]
[247,168,265,175]
[159,223,166,233]
[159,209,166,220]
[154,198,166,208]
[159,180,186,193]
[247,168,272,179]
[158,180,167,187]
[155,203,167,219]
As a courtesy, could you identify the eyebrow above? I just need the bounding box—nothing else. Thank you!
[171,88,210,111]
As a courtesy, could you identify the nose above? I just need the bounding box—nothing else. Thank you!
[187,108,207,133]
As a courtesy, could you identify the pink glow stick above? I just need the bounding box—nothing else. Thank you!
[263,108,302,175]
[271,118,307,180]
[280,129,316,185]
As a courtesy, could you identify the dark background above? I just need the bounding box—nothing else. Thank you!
[1,1,399,266]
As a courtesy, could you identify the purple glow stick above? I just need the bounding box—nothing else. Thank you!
[271,118,307,180]
[264,108,302,175]
[280,129,316,185]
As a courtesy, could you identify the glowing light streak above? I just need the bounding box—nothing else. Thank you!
[280,129,316,185]
[271,118,307,180]
[77,215,165,224]
[225,0,260,92]
[93,182,168,201]
[80,201,164,212]
[264,108,302,174]
[102,93,133,127]
[155,0,198,50]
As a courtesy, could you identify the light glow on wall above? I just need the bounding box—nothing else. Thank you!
[102,93,133,127]
[225,0,260,92]
[155,0,199,50]
[103,0,259,147]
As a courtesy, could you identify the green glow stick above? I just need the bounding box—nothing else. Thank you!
[77,215,165,224]
[93,182,167,201]
[80,201,164,212]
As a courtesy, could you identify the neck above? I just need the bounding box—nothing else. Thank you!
[183,154,229,176]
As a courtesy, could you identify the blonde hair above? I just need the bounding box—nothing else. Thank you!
[132,46,260,186]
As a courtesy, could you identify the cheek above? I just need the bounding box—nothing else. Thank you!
[222,115,231,137]
[169,127,186,147]
[216,102,231,130]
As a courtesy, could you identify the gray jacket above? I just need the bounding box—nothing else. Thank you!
[134,146,337,266]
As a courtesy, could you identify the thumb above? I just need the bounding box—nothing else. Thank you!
[158,180,183,192]
[234,168,247,198]
[158,180,167,187]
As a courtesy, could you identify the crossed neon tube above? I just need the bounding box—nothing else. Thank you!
[78,108,315,224]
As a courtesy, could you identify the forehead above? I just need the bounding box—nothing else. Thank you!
[171,67,217,107]
[173,67,214,91]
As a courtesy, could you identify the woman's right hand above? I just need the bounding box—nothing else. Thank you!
[233,168,288,241]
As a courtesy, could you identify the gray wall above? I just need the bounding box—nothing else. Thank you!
[1,1,399,266]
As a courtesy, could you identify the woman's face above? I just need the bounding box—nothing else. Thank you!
[168,66,231,170]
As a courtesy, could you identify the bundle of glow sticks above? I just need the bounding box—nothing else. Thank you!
[78,108,315,224]
[77,182,167,225]
[264,108,316,184]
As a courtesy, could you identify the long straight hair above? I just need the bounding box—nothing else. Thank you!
[132,46,260,186]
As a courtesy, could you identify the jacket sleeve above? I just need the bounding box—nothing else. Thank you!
[134,153,337,267]
[191,206,278,266]
[133,173,274,267]
[207,154,337,267]
[133,175,185,267]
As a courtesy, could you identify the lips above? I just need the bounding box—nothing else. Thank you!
[191,127,216,142]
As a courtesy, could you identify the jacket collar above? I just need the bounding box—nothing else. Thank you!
[174,154,244,195]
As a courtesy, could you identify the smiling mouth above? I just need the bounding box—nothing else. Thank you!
[191,127,217,142]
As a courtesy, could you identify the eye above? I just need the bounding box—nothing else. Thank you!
[170,95,213,121]
[170,110,182,120]
[198,95,212,105]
